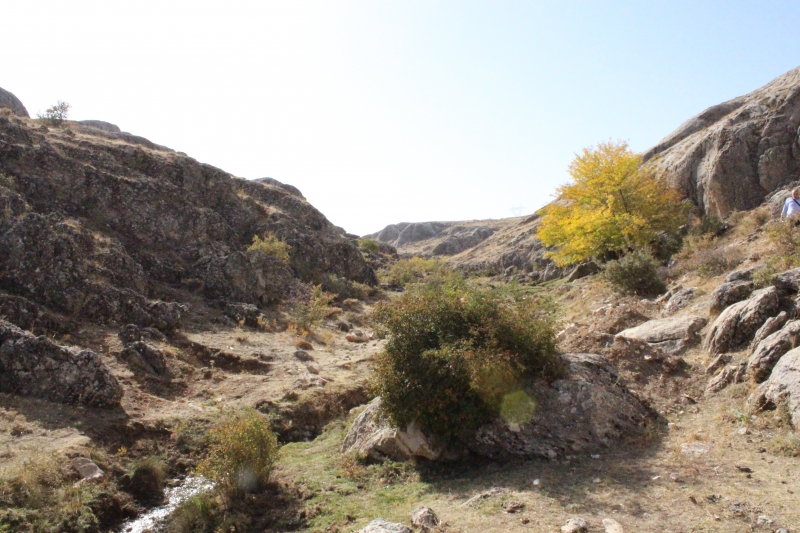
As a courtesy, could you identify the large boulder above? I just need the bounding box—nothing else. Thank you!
[709,280,754,314]
[0,319,122,407]
[643,66,800,218]
[0,87,28,117]
[343,354,654,462]
[747,320,800,382]
[662,287,696,315]
[773,268,800,292]
[750,346,800,428]
[750,311,789,349]
[616,316,707,356]
[705,287,781,354]
[341,397,442,461]
[469,353,655,460]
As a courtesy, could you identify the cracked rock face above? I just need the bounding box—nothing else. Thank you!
[705,287,781,354]
[0,319,122,407]
[0,87,28,117]
[748,319,800,382]
[750,346,800,428]
[644,66,800,218]
[0,104,376,334]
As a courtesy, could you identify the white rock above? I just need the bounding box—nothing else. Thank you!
[680,442,710,457]
[602,517,624,533]
[358,519,412,533]
[410,507,440,530]
[71,457,103,481]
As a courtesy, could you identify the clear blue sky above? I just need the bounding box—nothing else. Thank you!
[3,1,800,235]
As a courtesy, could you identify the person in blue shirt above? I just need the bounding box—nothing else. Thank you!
[781,189,800,219]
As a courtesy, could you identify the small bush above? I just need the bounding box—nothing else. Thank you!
[765,219,800,268]
[380,257,443,287]
[603,251,666,296]
[290,285,335,333]
[669,234,746,278]
[122,457,165,503]
[372,276,562,445]
[358,238,381,253]
[37,100,70,126]
[691,215,728,237]
[198,409,279,493]
[0,172,15,190]
[767,431,800,457]
[247,234,290,262]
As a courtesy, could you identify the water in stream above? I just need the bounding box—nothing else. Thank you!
[119,476,214,533]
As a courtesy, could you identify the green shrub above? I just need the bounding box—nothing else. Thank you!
[603,251,666,296]
[37,100,70,126]
[371,277,562,445]
[247,234,290,262]
[290,284,335,332]
[380,257,443,287]
[198,409,279,493]
[122,457,165,502]
[358,238,381,253]
[0,172,15,190]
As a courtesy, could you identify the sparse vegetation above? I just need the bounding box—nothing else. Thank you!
[379,257,443,287]
[198,409,279,493]
[371,274,561,445]
[358,237,381,253]
[37,100,71,126]
[247,233,291,262]
[289,284,336,333]
[537,140,689,266]
[0,172,15,190]
[670,234,746,278]
[603,250,666,296]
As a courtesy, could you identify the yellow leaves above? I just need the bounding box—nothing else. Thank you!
[538,140,688,266]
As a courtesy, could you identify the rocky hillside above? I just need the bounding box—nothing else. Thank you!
[0,87,377,405]
[644,65,800,216]
[367,215,565,278]
[369,65,800,280]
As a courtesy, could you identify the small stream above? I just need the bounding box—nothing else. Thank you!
[118,476,214,533]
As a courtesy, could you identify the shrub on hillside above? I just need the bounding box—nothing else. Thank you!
[289,284,335,333]
[603,251,665,296]
[358,237,381,253]
[371,276,562,445]
[247,234,290,262]
[37,100,70,126]
[198,409,279,493]
[380,257,443,287]
[669,234,746,278]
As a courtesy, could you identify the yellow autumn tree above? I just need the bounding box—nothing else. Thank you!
[538,140,689,266]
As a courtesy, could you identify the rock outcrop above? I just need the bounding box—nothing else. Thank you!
[0,102,376,334]
[0,87,28,117]
[644,66,800,218]
[705,287,781,354]
[0,319,122,407]
[470,353,654,460]
[343,354,654,462]
[341,397,442,461]
[616,316,707,356]
[750,346,800,428]
[747,320,800,382]
[710,280,754,314]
